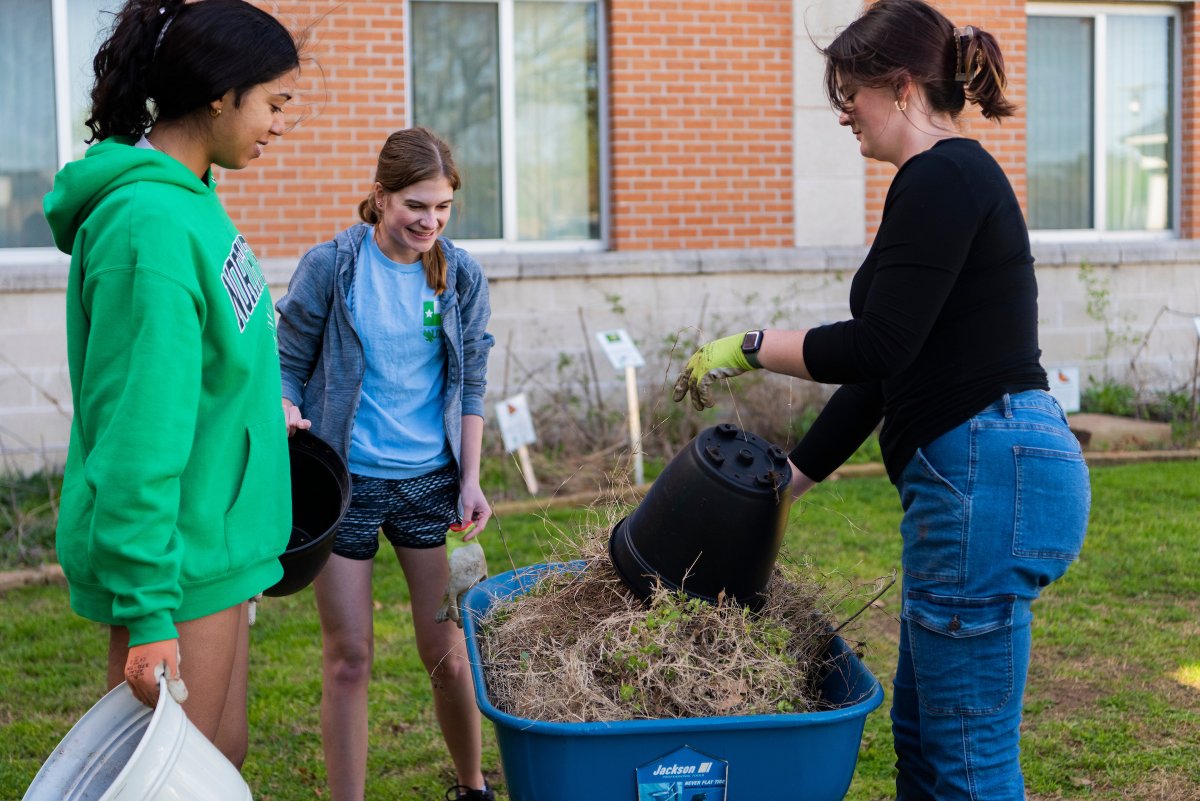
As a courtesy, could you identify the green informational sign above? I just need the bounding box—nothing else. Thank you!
[596,328,645,370]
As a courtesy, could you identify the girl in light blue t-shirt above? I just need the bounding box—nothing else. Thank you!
[277,127,495,801]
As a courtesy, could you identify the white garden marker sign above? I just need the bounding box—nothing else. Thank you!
[495,393,539,494]
[595,329,646,485]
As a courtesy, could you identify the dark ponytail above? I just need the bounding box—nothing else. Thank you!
[822,0,1016,122]
[86,0,182,141]
[86,0,300,142]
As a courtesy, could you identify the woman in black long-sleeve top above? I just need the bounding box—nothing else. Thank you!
[673,2,1090,798]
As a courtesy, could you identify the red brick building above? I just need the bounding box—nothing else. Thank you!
[3,0,1191,253]
[190,0,1191,255]
[3,0,1199,469]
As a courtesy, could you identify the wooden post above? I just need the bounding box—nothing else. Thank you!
[495,393,539,495]
[515,443,539,495]
[625,364,644,485]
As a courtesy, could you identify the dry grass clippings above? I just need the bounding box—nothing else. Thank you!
[477,530,882,724]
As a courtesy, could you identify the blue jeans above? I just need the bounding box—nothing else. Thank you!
[891,390,1090,801]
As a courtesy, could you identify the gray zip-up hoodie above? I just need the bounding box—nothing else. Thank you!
[276,224,494,468]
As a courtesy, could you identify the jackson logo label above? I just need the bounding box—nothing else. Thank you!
[221,235,267,332]
[652,764,697,776]
[637,746,727,801]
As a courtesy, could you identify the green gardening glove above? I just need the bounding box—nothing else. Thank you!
[672,332,759,411]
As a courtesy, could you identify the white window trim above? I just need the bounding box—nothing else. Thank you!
[52,0,73,169]
[1026,2,1182,241]
[2,0,73,258]
[405,0,610,253]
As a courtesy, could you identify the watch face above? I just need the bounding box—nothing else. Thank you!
[742,330,762,352]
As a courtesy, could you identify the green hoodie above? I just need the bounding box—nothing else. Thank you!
[44,138,290,646]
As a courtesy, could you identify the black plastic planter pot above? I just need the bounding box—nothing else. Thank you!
[263,430,352,597]
[609,422,792,610]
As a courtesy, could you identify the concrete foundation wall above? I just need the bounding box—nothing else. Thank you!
[3,241,1199,473]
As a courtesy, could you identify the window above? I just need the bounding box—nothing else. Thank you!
[0,0,113,249]
[1027,4,1178,234]
[410,0,605,247]
[1,0,57,248]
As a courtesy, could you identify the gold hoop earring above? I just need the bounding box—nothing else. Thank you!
[209,107,222,118]
[895,98,907,112]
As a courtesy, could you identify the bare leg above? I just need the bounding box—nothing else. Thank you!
[395,544,485,790]
[107,603,248,766]
[210,602,250,766]
[313,554,376,801]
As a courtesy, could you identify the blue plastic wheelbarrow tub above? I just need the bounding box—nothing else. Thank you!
[462,563,884,801]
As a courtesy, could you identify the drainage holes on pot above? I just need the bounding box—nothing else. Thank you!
[608,423,792,609]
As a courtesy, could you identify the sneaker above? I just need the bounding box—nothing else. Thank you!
[445,780,495,801]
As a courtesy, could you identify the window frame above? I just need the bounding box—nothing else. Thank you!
[0,0,67,261]
[1026,2,1182,242]
[405,0,610,254]
[0,0,108,262]
[51,0,74,170]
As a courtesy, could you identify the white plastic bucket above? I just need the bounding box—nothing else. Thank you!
[22,678,251,801]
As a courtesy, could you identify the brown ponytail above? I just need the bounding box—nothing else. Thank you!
[956,27,1016,120]
[358,195,381,225]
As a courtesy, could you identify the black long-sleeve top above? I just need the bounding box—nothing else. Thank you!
[789,138,1048,483]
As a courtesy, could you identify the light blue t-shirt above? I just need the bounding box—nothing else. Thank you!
[347,232,451,478]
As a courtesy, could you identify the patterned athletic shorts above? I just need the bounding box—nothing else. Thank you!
[334,464,461,560]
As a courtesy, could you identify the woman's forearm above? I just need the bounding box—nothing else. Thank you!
[459,414,484,482]
[755,328,814,381]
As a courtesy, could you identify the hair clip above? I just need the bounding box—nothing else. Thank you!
[154,11,176,58]
[953,26,976,82]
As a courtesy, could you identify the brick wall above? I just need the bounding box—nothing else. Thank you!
[64,0,1200,253]
[215,2,409,260]
[1182,4,1200,239]
[608,1,795,250]
[863,0,1027,240]
[218,1,798,258]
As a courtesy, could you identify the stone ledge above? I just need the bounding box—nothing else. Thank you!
[1068,413,1175,452]
[6,237,1199,293]
[0,562,63,594]
[1079,448,1200,465]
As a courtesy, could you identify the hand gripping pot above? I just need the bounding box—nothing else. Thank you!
[263,429,352,597]
[609,422,792,610]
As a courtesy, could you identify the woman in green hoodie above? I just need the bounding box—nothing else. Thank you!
[42,0,301,767]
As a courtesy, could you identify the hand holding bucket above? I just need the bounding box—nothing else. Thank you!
[124,640,188,708]
[23,673,250,801]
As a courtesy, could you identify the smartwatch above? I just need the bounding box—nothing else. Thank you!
[740,329,764,368]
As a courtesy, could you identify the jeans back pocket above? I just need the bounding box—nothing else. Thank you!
[1013,445,1090,567]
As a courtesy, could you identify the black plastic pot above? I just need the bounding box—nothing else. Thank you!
[263,430,352,597]
[609,423,792,610]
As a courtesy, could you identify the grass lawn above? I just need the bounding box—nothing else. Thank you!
[2,459,1198,800]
